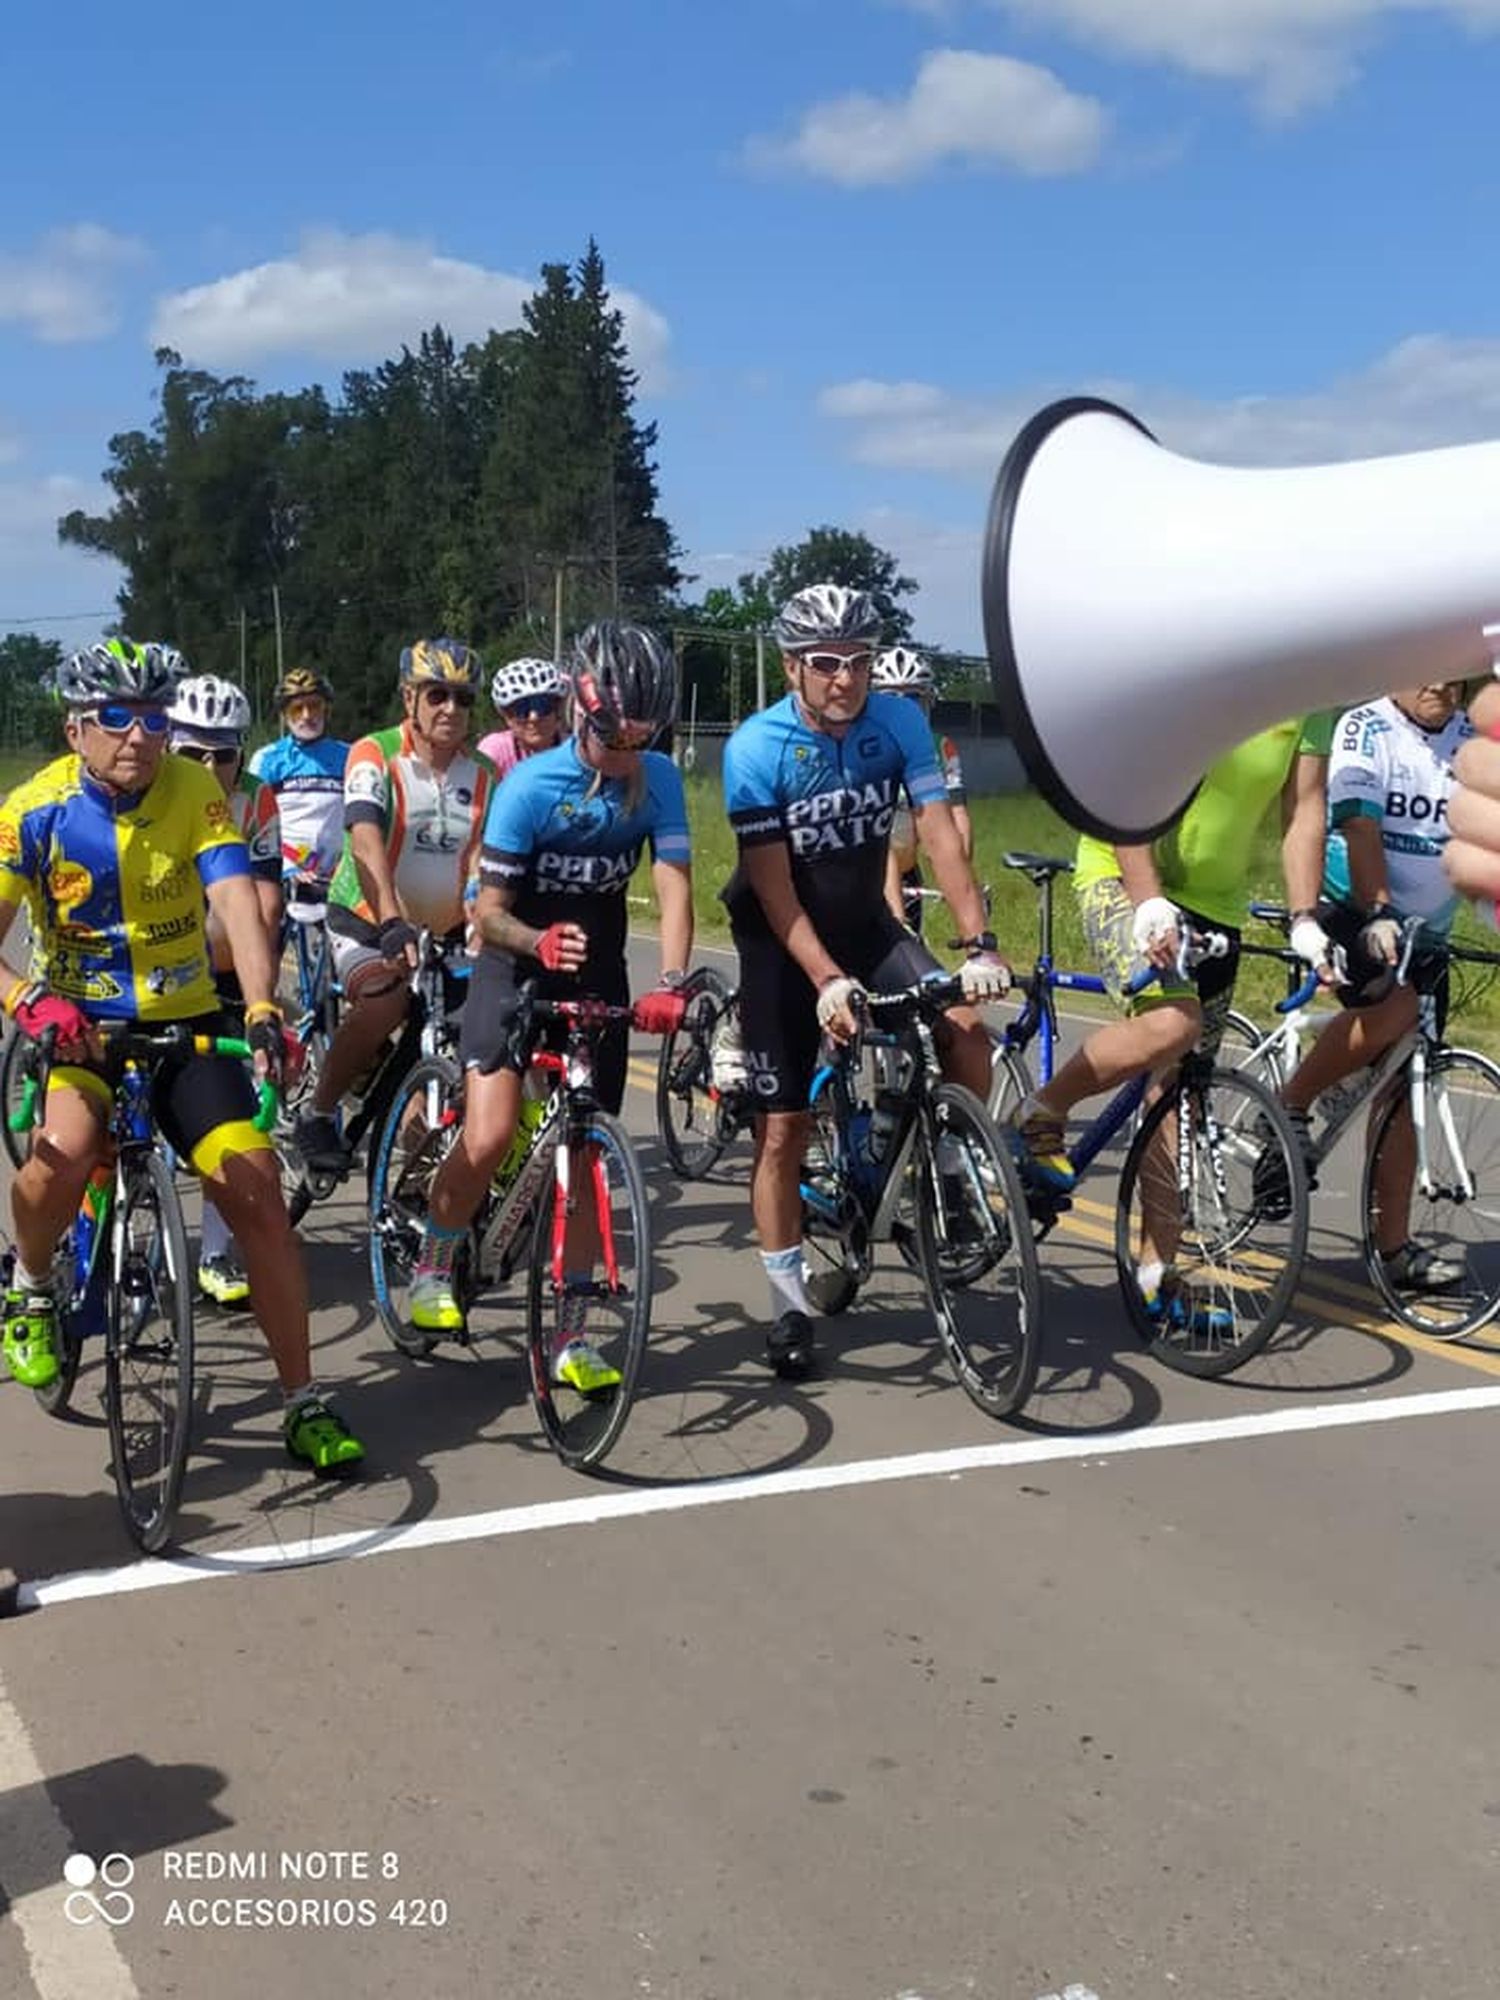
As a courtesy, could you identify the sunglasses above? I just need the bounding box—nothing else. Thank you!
[504,696,561,721]
[798,650,873,678]
[284,696,326,717]
[419,686,475,709]
[175,743,241,768]
[86,704,170,736]
[583,712,655,750]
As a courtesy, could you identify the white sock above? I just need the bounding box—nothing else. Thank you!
[1136,1259,1165,1298]
[761,1245,811,1319]
[14,1261,52,1294]
[200,1200,233,1264]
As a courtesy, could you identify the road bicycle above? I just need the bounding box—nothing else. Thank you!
[286,927,469,1225]
[368,987,659,1470]
[1224,903,1500,1339]
[988,852,1309,1378]
[798,970,1043,1419]
[7,1025,277,1551]
[279,878,340,1127]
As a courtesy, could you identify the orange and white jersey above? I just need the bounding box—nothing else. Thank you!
[328,721,496,933]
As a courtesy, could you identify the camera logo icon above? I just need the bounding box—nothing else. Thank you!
[62,1852,136,1926]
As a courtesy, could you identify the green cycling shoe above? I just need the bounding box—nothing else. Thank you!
[284,1394,365,1477]
[3,1287,60,1390]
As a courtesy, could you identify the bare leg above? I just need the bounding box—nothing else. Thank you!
[206,1147,312,1392]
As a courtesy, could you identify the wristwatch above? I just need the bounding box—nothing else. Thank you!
[960,931,999,953]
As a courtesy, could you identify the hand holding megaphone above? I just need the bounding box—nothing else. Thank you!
[1445,682,1500,918]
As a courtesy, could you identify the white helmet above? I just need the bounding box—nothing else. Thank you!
[772,583,882,652]
[168,674,252,739]
[872,646,934,694]
[491,656,563,711]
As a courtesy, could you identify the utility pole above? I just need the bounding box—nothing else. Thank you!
[553,565,565,664]
[754,629,766,712]
[238,605,247,687]
[272,583,284,679]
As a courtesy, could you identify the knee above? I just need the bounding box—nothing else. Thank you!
[757,1113,809,1169]
[209,1150,290,1241]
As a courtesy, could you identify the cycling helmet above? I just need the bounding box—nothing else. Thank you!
[55,637,185,710]
[569,622,676,744]
[772,584,882,653]
[399,637,483,690]
[872,646,934,694]
[273,666,334,706]
[168,674,252,740]
[491,656,563,711]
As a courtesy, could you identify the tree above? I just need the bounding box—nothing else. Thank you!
[745,527,918,642]
[0,634,64,748]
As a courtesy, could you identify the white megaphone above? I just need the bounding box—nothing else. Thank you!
[983,396,1500,844]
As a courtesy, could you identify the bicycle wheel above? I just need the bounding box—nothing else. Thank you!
[526,1109,650,1470]
[34,1229,92,1419]
[1116,1065,1308,1378]
[986,1041,1033,1125]
[656,969,733,1178]
[368,1055,464,1357]
[800,1080,864,1315]
[1216,1009,1287,1090]
[0,1027,42,1172]
[914,1083,1043,1418]
[1362,1048,1500,1339]
[104,1152,194,1553]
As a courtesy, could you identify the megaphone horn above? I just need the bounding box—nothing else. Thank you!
[983,397,1500,845]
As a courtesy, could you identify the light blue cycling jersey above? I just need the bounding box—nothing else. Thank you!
[477,738,691,966]
[247,734,350,883]
[721,690,946,938]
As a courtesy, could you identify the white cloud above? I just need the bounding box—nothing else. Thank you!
[747,47,1108,185]
[151,230,673,391]
[821,334,1500,476]
[984,1,1500,115]
[0,224,146,343]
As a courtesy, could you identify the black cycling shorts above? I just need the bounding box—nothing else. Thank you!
[731,909,942,1113]
[51,1010,266,1176]
[459,950,629,1115]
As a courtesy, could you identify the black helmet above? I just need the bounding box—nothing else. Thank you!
[273,666,334,706]
[55,637,185,709]
[569,622,676,743]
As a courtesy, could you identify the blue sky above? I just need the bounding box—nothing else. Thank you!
[4,0,1500,657]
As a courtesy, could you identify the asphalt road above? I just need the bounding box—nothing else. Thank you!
[3,941,1500,2000]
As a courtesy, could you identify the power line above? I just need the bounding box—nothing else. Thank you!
[0,608,118,625]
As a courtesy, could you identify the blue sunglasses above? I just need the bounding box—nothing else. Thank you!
[505,695,561,720]
[87,703,170,736]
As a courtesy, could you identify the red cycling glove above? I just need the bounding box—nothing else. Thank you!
[535,924,576,973]
[631,988,688,1036]
[12,990,92,1048]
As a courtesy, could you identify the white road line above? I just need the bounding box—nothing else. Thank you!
[17,1384,1500,1614]
[0,1666,140,1998]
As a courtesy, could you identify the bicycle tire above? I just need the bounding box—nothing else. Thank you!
[655,968,734,1178]
[800,1073,864,1315]
[986,1041,1033,1126]
[104,1150,194,1553]
[914,1083,1043,1418]
[0,1027,41,1173]
[526,1108,650,1470]
[1217,1009,1288,1092]
[1362,1046,1500,1340]
[368,1055,464,1357]
[1115,1064,1308,1379]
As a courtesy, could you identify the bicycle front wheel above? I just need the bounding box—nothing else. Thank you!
[0,1027,42,1172]
[915,1084,1043,1419]
[1217,1009,1287,1093]
[986,1041,1033,1127]
[368,1055,464,1357]
[1116,1065,1308,1379]
[527,1110,651,1470]
[656,969,733,1178]
[105,1151,194,1553]
[1363,1048,1500,1339]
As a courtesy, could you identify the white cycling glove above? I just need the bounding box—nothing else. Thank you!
[1289,915,1347,985]
[1130,896,1180,955]
[958,950,1012,1004]
[816,975,866,1032]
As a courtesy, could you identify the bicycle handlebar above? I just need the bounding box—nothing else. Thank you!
[8,1024,278,1135]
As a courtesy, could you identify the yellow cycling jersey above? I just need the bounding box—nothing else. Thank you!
[0,751,251,1021]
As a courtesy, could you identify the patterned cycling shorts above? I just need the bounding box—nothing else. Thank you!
[1077,877,1240,1063]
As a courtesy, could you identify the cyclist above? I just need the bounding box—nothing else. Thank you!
[247,667,349,894]
[407,621,691,1376]
[872,646,973,934]
[168,674,283,1307]
[0,640,362,1473]
[294,638,497,1173]
[722,584,1008,1381]
[1274,679,1473,1290]
[1008,713,1338,1334]
[476,656,567,776]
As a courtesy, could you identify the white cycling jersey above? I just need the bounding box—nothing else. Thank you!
[1324,696,1473,929]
